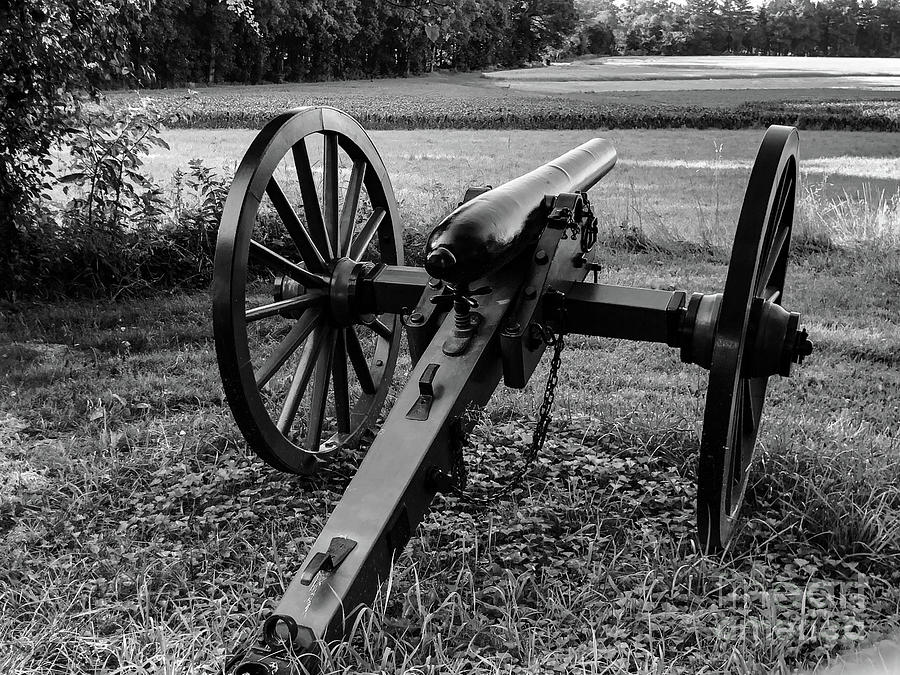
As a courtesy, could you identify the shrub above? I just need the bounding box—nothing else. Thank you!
[5,99,228,299]
[0,0,140,290]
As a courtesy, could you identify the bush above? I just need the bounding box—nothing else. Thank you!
[0,0,140,288]
[5,100,227,299]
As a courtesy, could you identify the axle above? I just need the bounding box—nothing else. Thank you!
[564,283,812,376]
[288,262,812,379]
[276,262,812,377]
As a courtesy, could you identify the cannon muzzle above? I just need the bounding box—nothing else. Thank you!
[424,138,617,285]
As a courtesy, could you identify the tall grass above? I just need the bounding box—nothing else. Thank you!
[797,183,900,251]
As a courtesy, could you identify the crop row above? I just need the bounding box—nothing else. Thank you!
[138,92,900,132]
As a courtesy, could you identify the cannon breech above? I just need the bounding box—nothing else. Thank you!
[211,107,812,673]
[424,138,616,286]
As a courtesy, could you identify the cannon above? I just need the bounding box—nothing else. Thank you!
[212,107,812,673]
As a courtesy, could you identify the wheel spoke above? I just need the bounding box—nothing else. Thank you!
[292,138,330,260]
[365,316,393,341]
[265,177,328,273]
[323,132,339,259]
[306,328,335,451]
[276,327,324,434]
[759,225,790,295]
[332,330,351,433]
[245,292,324,322]
[770,174,794,232]
[742,379,755,436]
[339,160,366,257]
[255,308,322,389]
[348,208,386,261]
[728,382,745,510]
[746,377,765,432]
[346,327,376,394]
[249,240,328,289]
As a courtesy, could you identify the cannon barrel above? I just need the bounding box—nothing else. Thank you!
[424,138,617,285]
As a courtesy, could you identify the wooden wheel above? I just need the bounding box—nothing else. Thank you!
[696,125,799,552]
[213,107,403,474]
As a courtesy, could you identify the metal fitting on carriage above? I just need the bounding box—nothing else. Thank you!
[300,537,358,586]
[679,292,722,369]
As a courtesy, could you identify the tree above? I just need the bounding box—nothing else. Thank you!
[505,0,578,63]
[721,0,754,51]
[684,0,725,52]
[0,0,139,286]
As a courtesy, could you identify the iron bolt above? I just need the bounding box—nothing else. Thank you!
[409,311,425,325]
[428,277,442,289]
[502,320,521,336]
[524,286,537,300]
[535,250,548,264]
[375,359,383,367]
[792,328,813,364]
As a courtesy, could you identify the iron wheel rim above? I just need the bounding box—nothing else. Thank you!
[212,107,403,474]
[697,125,799,552]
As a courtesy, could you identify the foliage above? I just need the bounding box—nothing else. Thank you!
[0,0,140,289]
[110,0,900,89]
[60,100,171,244]
[126,0,579,86]
[572,0,900,57]
[6,99,227,298]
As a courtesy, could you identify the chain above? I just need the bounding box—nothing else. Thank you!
[449,306,566,508]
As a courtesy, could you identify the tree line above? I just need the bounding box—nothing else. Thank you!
[577,0,900,57]
[127,0,576,86]
[126,0,900,87]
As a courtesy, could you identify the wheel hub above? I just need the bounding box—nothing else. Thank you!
[745,299,812,377]
[273,258,372,327]
[680,292,812,377]
[328,257,370,327]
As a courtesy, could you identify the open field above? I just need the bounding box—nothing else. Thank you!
[484,56,900,94]
[131,127,900,249]
[109,57,900,131]
[491,55,900,79]
[5,120,900,673]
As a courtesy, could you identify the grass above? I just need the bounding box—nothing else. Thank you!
[1,245,898,674]
[131,127,900,250]
[6,121,900,673]
[483,56,900,96]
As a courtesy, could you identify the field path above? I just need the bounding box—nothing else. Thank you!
[505,75,900,94]
[483,55,900,94]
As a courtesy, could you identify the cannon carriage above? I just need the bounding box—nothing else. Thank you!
[212,106,812,673]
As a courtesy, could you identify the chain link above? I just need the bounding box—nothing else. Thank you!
[449,308,566,508]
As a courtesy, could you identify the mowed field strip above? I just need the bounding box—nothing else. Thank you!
[484,55,900,93]
[145,127,900,246]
